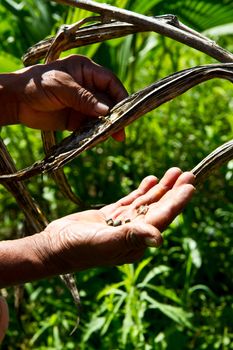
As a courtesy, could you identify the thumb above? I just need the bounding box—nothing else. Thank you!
[116,222,163,249]
[63,82,110,117]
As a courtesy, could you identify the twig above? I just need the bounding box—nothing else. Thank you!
[192,140,233,185]
[0,138,81,330]
[0,63,233,181]
[0,139,48,231]
[23,21,155,65]
[53,0,233,63]
[41,18,92,206]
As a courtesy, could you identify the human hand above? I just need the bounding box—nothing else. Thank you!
[36,168,195,274]
[15,55,128,140]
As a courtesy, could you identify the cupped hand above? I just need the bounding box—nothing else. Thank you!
[16,55,128,141]
[39,168,195,274]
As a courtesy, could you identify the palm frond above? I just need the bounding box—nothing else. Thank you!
[133,0,233,32]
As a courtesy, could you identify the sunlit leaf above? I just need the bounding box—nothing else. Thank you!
[183,237,202,269]
[204,23,233,36]
[141,284,182,304]
[141,291,193,328]
[97,284,126,299]
[0,52,22,72]
[189,284,216,299]
[83,317,106,342]
[134,256,153,283]
[139,265,170,287]
[101,294,126,335]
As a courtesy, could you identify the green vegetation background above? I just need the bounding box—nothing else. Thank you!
[0,0,233,349]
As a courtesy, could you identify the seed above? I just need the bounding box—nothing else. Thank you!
[113,219,122,227]
[106,218,114,226]
[136,204,149,216]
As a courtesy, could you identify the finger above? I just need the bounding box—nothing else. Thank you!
[131,167,183,209]
[102,168,184,221]
[107,75,128,102]
[118,175,159,206]
[71,85,110,116]
[158,167,183,188]
[87,62,128,103]
[173,171,195,188]
[112,129,126,142]
[122,222,163,248]
[50,74,110,117]
[64,54,128,103]
[101,175,158,218]
[146,183,195,231]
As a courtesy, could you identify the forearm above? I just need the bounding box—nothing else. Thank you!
[0,233,59,288]
[0,73,20,126]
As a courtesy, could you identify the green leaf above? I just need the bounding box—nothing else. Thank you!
[133,0,233,32]
[133,0,162,14]
[139,265,170,287]
[141,284,182,304]
[122,295,134,344]
[204,23,233,36]
[1,0,25,15]
[101,294,126,335]
[142,291,193,328]
[83,317,106,342]
[189,284,217,299]
[30,320,52,345]
[0,52,22,72]
[183,238,202,269]
[134,256,153,283]
[97,281,126,299]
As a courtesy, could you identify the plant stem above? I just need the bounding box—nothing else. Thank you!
[54,0,233,62]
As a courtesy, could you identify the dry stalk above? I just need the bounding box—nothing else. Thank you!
[0,0,233,334]
[0,63,233,183]
[54,0,233,62]
[20,1,233,204]
[0,138,81,331]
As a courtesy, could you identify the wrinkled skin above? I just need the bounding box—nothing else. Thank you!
[0,168,195,344]
[0,56,195,343]
[38,168,195,273]
[3,54,128,140]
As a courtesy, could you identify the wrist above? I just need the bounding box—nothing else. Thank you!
[31,230,72,277]
[0,73,22,126]
[0,233,61,288]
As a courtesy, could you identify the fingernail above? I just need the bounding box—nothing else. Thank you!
[95,102,109,115]
[145,237,161,247]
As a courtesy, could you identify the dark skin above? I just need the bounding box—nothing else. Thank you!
[39,168,195,274]
[0,54,127,140]
[0,54,195,342]
[0,167,195,286]
[0,55,197,287]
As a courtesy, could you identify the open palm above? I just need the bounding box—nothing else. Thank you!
[43,168,195,273]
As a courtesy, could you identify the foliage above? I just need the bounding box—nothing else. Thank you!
[0,0,233,349]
